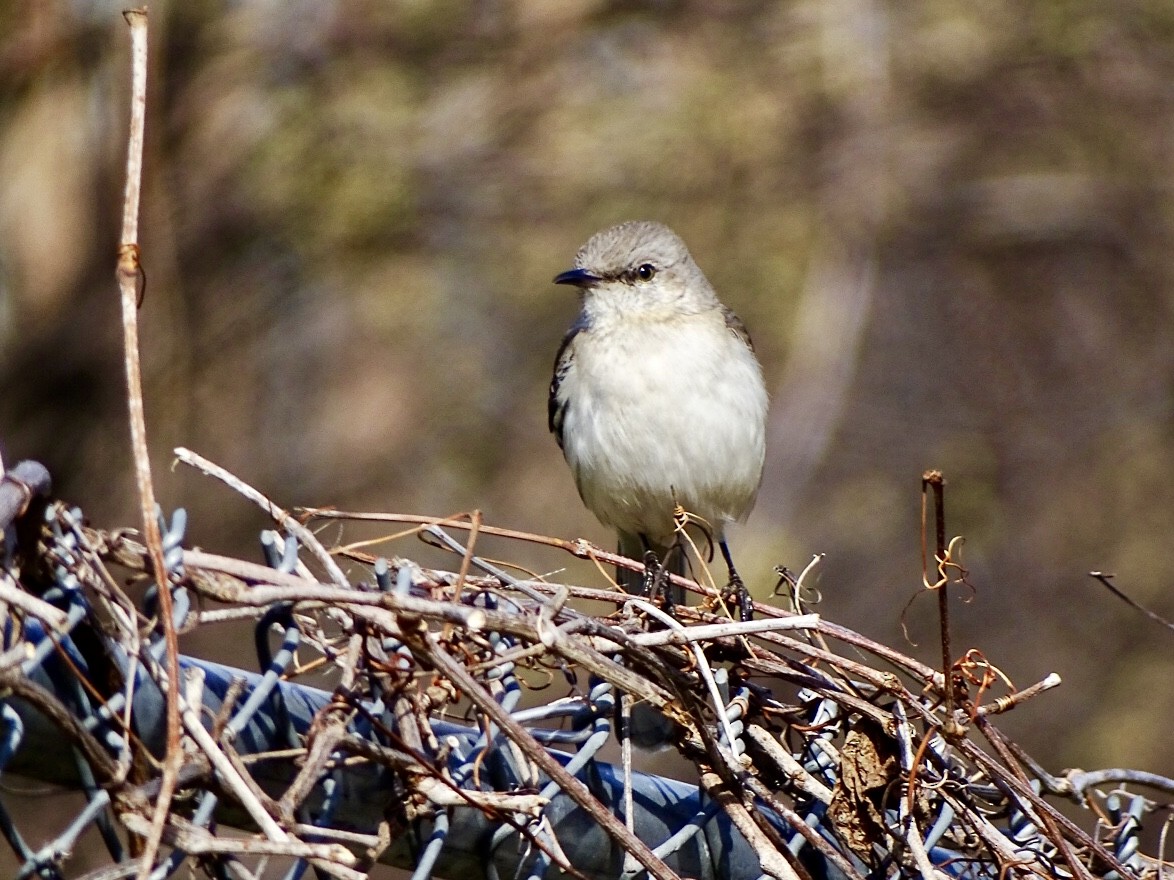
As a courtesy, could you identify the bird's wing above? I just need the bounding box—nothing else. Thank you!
[548,314,588,449]
[721,305,756,352]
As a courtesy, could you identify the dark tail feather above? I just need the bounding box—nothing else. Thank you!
[616,531,686,605]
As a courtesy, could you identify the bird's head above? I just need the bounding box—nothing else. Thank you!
[553,221,717,322]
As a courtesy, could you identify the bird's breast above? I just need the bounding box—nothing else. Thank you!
[558,315,767,540]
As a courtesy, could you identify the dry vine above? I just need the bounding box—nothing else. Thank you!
[0,448,1169,880]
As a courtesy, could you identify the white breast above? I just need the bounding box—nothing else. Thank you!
[558,312,767,543]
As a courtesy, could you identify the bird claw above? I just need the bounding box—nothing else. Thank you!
[722,570,753,622]
[718,540,752,621]
[641,550,674,610]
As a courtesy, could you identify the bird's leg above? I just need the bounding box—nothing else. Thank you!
[637,535,676,609]
[653,556,674,610]
[640,548,668,600]
[719,539,752,622]
[638,531,664,600]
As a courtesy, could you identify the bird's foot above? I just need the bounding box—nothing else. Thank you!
[719,539,753,621]
[721,568,753,622]
[641,550,674,610]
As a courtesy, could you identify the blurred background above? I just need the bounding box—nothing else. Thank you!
[2,0,1173,830]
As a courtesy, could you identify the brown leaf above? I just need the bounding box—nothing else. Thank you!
[827,722,899,863]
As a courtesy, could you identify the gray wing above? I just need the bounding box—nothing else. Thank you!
[548,315,587,449]
[721,305,755,352]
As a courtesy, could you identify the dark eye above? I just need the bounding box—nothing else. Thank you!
[635,263,656,282]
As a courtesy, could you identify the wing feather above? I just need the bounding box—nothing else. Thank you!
[721,305,755,352]
[548,315,588,449]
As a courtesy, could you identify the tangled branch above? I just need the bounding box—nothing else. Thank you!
[0,449,1168,880]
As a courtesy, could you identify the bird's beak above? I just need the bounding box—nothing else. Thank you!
[553,268,601,287]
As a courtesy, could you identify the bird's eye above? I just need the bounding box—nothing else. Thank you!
[635,263,656,282]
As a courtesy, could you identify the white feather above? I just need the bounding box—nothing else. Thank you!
[557,308,767,544]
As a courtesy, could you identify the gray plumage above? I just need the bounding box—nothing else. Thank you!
[549,221,768,603]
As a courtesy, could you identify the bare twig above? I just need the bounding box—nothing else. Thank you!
[975,673,1062,717]
[118,813,361,880]
[0,571,69,629]
[0,665,122,784]
[174,447,350,586]
[416,629,684,880]
[114,12,183,879]
[1089,571,1174,633]
[922,471,958,727]
[8,481,1164,880]
[699,771,801,880]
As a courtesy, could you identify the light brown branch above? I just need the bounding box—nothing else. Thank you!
[115,11,182,880]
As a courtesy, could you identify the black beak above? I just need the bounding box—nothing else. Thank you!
[553,268,601,287]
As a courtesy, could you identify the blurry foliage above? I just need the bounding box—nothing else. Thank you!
[1,0,1174,778]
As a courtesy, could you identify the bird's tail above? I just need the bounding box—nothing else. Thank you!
[616,531,686,606]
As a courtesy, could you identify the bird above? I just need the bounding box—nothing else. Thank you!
[548,220,768,608]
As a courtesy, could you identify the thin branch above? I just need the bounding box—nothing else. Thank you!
[1089,571,1174,633]
[114,11,182,879]
[14,479,1165,880]
[174,447,349,587]
[698,771,801,880]
[417,629,684,880]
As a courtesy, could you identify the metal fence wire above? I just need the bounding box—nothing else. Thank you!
[0,455,1169,880]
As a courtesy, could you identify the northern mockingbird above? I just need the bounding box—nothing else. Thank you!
[548,221,768,607]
